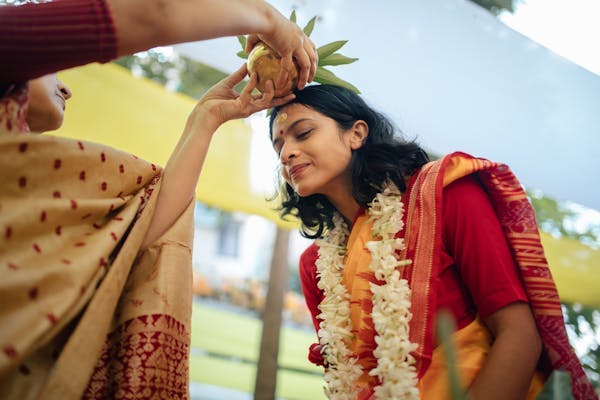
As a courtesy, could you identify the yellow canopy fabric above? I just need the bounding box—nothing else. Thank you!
[53,63,599,308]
[55,63,294,229]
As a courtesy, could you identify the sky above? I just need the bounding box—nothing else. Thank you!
[499,0,600,76]
[498,0,600,232]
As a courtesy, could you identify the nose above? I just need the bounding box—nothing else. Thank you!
[279,142,299,164]
[57,80,72,100]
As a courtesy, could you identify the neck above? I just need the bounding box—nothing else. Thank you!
[326,183,360,227]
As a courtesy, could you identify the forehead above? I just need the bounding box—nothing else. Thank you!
[272,104,320,137]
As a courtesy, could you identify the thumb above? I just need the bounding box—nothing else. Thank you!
[246,34,260,54]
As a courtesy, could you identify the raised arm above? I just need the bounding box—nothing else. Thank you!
[1,0,316,87]
[140,65,294,249]
[108,0,317,89]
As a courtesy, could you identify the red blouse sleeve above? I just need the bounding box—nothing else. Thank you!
[299,243,323,335]
[0,0,117,84]
[443,175,528,320]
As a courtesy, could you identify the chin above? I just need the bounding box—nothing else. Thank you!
[292,183,320,198]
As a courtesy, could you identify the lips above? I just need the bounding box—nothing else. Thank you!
[55,93,66,110]
[288,163,309,180]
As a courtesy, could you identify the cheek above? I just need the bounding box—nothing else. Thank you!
[281,169,292,186]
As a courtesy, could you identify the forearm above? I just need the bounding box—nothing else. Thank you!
[108,0,279,57]
[141,110,219,249]
[0,0,117,83]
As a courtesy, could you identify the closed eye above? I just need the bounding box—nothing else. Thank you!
[297,129,312,140]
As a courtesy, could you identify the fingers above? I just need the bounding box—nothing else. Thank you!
[307,39,318,83]
[277,55,292,90]
[240,72,258,100]
[294,40,313,90]
[256,79,275,104]
[269,92,296,108]
[246,80,293,114]
[245,34,259,54]
[224,64,249,87]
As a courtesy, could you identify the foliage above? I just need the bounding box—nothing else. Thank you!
[528,190,599,248]
[562,303,600,387]
[536,370,574,400]
[114,49,241,100]
[468,0,519,15]
[526,189,600,389]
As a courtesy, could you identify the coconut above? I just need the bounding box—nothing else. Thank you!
[247,42,299,97]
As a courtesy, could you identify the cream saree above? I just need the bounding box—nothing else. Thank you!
[0,90,194,399]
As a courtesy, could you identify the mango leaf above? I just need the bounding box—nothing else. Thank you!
[318,53,358,67]
[317,40,348,60]
[236,51,248,60]
[237,35,246,51]
[536,370,574,400]
[289,10,297,23]
[314,67,360,94]
[303,16,317,37]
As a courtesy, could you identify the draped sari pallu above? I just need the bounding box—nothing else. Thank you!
[0,133,194,399]
[343,152,595,400]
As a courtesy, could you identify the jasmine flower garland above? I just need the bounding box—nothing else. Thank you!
[315,184,419,400]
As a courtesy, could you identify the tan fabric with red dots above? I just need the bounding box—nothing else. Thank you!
[0,131,193,397]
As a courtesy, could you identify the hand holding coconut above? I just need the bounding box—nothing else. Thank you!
[239,11,360,98]
[245,30,317,96]
[192,64,295,130]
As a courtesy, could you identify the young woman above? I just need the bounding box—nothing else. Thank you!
[269,84,595,400]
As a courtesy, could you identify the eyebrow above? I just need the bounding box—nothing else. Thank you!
[272,118,313,148]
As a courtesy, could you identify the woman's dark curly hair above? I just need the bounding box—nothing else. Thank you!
[269,84,429,239]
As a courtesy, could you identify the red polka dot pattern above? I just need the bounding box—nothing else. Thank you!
[3,346,18,358]
[0,135,164,373]
[47,313,58,324]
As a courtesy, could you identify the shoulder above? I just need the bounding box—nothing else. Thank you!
[300,242,319,270]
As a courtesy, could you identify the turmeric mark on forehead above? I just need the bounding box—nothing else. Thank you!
[276,112,288,125]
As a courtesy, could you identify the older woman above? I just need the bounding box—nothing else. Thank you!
[0,0,316,398]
